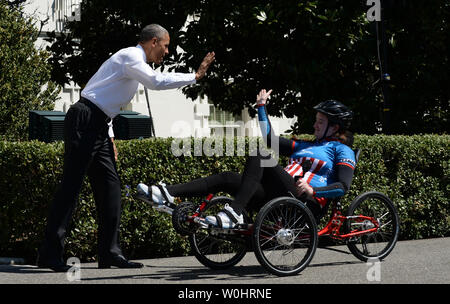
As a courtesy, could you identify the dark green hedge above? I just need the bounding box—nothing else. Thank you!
[0,135,449,263]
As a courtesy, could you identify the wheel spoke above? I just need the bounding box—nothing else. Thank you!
[346,192,399,262]
[190,197,247,269]
[255,198,317,276]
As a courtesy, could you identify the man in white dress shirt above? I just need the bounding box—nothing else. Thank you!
[37,24,215,272]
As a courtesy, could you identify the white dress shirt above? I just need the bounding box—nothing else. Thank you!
[81,44,196,136]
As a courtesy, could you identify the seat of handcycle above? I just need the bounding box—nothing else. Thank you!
[316,148,361,221]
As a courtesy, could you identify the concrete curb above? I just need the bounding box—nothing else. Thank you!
[0,257,26,265]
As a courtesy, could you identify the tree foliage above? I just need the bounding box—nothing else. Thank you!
[46,0,190,88]
[385,1,449,134]
[0,1,60,140]
[47,0,449,135]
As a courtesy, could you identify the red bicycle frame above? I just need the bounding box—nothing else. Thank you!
[318,203,379,240]
[186,195,380,240]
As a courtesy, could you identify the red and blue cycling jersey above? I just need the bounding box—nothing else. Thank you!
[286,139,356,195]
[258,104,356,206]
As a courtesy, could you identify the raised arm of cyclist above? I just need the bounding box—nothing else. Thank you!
[256,89,298,157]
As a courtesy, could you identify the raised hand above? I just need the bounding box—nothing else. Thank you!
[257,89,273,106]
[195,52,216,81]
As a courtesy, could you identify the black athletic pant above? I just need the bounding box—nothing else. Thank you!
[38,98,122,266]
[167,152,322,217]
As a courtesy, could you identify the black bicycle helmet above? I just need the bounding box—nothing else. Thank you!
[313,100,353,130]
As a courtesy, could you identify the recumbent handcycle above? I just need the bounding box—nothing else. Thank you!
[135,149,400,276]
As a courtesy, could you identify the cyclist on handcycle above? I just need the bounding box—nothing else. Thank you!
[137,89,356,228]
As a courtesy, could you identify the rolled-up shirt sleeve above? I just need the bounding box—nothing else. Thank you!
[108,120,114,138]
[123,60,196,90]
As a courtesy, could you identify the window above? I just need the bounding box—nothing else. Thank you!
[208,105,242,125]
[208,104,243,137]
[54,0,81,32]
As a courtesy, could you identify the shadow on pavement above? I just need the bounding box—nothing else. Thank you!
[0,258,362,282]
[0,265,55,274]
[80,264,270,282]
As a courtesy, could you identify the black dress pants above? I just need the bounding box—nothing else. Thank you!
[38,98,122,266]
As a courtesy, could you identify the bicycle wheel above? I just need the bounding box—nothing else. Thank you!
[253,197,318,276]
[189,196,248,270]
[346,191,400,262]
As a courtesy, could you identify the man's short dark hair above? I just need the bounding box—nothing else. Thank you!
[139,24,169,43]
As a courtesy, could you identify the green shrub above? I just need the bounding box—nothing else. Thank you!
[0,2,60,140]
[0,135,448,263]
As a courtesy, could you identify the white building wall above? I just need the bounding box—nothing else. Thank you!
[22,0,296,138]
[126,85,196,138]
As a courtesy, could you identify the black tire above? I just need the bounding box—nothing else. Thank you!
[253,197,318,276]
[346,191,400,262]
[189,196,248,270]
[172,201,197,236]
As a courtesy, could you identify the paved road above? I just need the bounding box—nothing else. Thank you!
[1,237,449,284]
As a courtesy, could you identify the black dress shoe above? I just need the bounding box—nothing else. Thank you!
[37,262,73,272]
[98,255,144,269]
[36,253,73,272]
